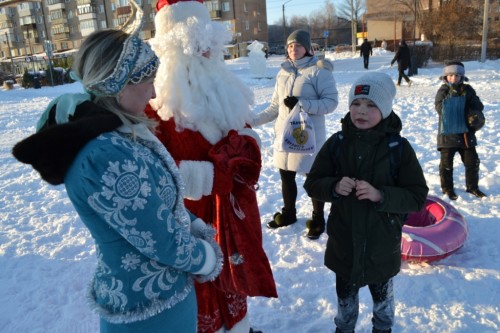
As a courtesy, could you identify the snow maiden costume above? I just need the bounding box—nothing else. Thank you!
[146,0,277,332]
[12,2,222,332]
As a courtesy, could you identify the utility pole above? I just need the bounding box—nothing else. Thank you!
[282,0,292,50]
[4,32,15,76]
[45,40,54,86]
[351,0,356,53]
[480,0,489,62]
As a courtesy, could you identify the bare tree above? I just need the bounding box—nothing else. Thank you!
[420,0,482,46]
[286,0,337,44]
[337,0,365,21]
[336,0,366,50]
[393,0,423,44]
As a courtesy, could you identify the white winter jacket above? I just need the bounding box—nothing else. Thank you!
[253,55,338,173]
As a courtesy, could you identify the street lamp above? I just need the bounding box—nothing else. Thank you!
[45,40,54,86]
[25,23,36,75]
[4,32,15,76]
[480,0,490,62]
[282,0,292,49]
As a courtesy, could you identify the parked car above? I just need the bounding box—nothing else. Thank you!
[269,45,286,55]
[0,70,15,86]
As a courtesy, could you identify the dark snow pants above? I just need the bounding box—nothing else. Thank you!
[280,169,324,216]
[439,147,480,192]
[397,67,410,85]
[334,275,394,332]
[363,55,370,69]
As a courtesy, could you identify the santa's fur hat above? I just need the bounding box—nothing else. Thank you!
[154,0,228,57]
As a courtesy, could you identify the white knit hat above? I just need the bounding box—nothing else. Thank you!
[348,72,396,119]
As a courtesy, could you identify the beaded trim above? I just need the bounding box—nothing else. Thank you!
[86,0,159,96]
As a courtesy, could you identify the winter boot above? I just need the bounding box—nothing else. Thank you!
[465,164,486,198]
[267,208,297,229]
[440,167,456,200]
[335,328,354,333]
[305,211,325,240]
[249,328,263,333]
[443,189,458,201]
[372,328,392,333]
[466,188,487,198]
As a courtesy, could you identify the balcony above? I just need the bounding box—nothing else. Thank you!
[53,32,70,40]
[51,17,68,25]
[18,8,36,17]
[209,10,222,19]
[81,26,98,38]
[117,6,131,16]
[26,37,41,44]
[0,13,13,23]
[77,0,95,5]
[47,0,65,11]
[78,12,97,21]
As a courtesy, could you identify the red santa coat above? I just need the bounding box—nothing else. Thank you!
[146,106,277,332]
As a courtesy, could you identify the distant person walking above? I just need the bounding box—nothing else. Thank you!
[360,38,373,69]
[390,40,412,87]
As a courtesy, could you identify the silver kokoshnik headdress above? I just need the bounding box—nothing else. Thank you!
[85,0,159,96]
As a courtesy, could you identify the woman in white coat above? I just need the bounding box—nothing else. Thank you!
[253,29,338,239]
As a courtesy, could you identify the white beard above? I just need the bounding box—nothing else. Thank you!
[150,14,254,144]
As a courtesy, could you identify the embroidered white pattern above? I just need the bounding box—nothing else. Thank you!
[86,132,209,316]
[121,253,141,271]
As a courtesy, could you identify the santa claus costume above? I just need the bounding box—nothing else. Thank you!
[146,1,277,332]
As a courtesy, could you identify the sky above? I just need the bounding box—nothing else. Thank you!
[0,49,499,333]
[265,0,340,25]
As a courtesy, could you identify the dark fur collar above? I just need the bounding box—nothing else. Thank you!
[12,101,122,185]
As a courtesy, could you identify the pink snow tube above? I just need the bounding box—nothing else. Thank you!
[401,195,468,262]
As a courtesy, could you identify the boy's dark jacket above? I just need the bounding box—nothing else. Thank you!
[304,112,428,286]
[434,83,484,150]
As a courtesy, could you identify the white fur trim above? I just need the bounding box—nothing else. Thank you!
[190,218,206,236]
[155,1,211,36]
[192,239,216,276]
[178,160,214,200]
[238,128,261,149]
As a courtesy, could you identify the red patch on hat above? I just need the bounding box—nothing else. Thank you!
[354,84,370,96]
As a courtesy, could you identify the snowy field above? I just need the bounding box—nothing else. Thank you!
[0,49,499,333]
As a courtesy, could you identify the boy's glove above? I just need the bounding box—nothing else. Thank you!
[284,96,299,109]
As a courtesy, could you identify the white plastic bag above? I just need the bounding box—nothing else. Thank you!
[280,104,316,154]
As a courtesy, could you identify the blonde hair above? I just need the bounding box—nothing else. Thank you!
[73,29,157,130]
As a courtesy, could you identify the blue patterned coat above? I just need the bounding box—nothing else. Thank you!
[64,124,220,324]
[12,102,222,330]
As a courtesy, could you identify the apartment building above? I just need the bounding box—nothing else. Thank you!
[0,0,268,76]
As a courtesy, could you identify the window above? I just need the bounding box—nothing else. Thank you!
[222,2,230,12]
[206,1,220,11]
[245,20,249,30]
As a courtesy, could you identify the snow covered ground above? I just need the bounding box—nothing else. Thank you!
[1,49,499,333]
